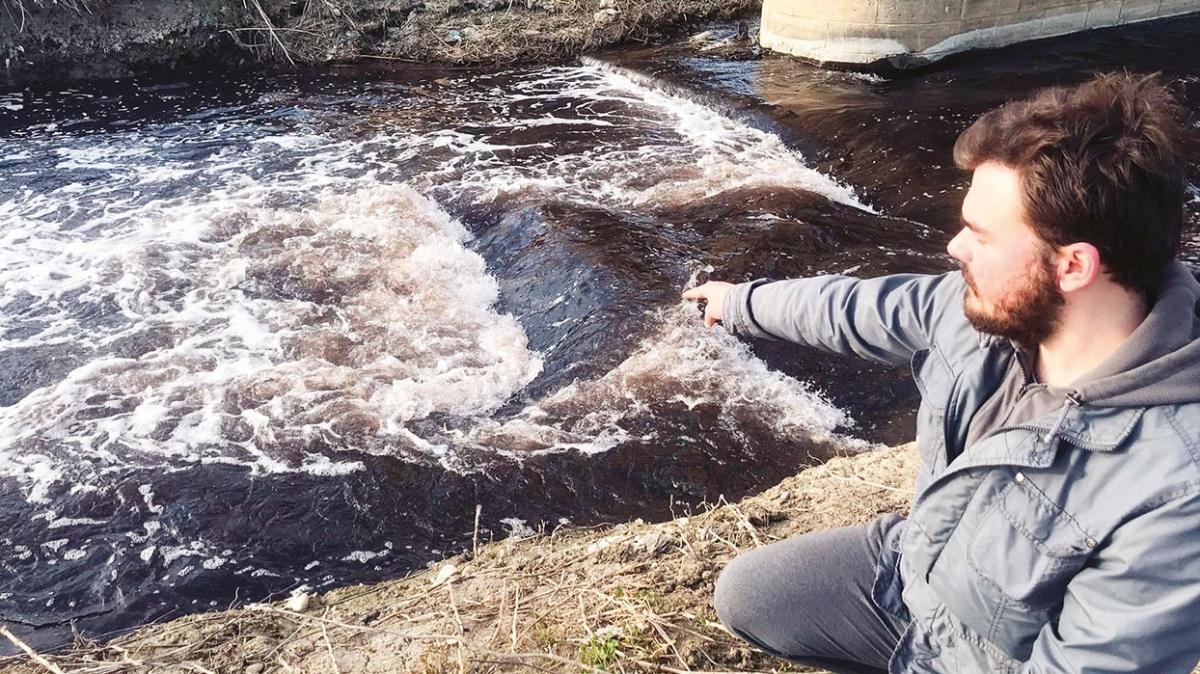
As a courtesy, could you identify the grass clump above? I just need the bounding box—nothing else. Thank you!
[578,634,622,670]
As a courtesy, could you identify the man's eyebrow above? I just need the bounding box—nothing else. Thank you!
[960,216,983,233]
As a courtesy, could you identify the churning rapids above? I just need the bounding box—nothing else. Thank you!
[2,16,1199,651]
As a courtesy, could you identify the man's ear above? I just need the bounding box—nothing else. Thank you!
[1056,242,1102,293]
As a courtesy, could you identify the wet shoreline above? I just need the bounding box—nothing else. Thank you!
[0,0,758,88]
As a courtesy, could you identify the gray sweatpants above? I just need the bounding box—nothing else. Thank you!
[713,514,907,674]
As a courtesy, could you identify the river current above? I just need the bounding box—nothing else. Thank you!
[2,15,1198,651]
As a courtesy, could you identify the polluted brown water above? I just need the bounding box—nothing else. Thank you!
[1,16,1198,651]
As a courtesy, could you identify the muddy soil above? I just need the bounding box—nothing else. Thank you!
[0,0,758,86]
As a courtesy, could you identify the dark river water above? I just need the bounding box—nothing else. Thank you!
[1,14,1198,652]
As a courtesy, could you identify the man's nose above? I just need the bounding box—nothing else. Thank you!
[946,229,968,262]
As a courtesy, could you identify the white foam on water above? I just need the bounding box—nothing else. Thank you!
[464,303,865,457]
[341,547,389,564]
[48,517,108,529]
[0,153,542,503]
[0,66,873,590]
[3,71,866,490]
[429,63,874,215]
[62,548,87,561]
[585,61,873,211]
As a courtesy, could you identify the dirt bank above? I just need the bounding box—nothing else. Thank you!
[0,444,918,673]
[0,0,758,87]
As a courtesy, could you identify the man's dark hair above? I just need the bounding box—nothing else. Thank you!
[954,72,1189,297]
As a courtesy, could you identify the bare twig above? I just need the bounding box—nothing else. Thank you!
[320,615,342,674]
[242,0,296,65]
[0,626,66,674]
[473,504,483,558]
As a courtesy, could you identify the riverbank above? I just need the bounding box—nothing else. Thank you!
[0,444,917,673]
[0,0,758,87]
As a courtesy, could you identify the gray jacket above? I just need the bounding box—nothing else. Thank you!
[723,262,1200,673]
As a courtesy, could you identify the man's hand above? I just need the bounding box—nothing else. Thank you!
[682,281,734,329]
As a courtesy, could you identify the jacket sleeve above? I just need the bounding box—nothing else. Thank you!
[1018,489,1200,674]
[721,272,964,367]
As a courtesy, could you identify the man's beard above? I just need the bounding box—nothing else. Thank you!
[961,253,1064,347]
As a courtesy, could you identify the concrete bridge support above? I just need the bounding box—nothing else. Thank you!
[760,0,1200,68]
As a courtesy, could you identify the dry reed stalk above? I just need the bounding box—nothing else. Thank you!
[243,0,296,64]
[0,626,66,674]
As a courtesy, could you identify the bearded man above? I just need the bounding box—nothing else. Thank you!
[683,72,1200,673]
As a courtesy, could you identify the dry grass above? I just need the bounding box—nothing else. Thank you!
[0,445,919,674]
[0,0,100,32]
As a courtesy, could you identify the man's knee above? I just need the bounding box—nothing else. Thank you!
[713,549,768,635]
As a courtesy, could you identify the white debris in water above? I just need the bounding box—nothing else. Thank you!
[138,485,164,515]
[299,454,364,477]
[47,517,108,529]
[161,543,205,565]
[251,134,323,150]
[62,548,87,561]
[42,538,69,552]
[341,548,390,564]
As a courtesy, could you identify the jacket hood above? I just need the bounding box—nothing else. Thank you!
[1074,261,1200,407]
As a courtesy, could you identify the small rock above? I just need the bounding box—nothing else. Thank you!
[286,591,312,612]
[598,0,616,8]
[446,29,463,44]
[246,664,265,674]
[593,8,618,23]
[634,532,673,555]
[430,563,457,587]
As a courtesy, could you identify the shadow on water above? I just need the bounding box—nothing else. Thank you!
[1,13,1198,652]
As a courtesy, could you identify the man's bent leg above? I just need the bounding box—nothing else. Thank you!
[713,514,906,674]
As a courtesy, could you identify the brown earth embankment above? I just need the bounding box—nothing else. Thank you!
[0,444,919,674]
[0,0,757,87]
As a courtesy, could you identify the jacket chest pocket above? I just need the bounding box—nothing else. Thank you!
[964,473,1095,657]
